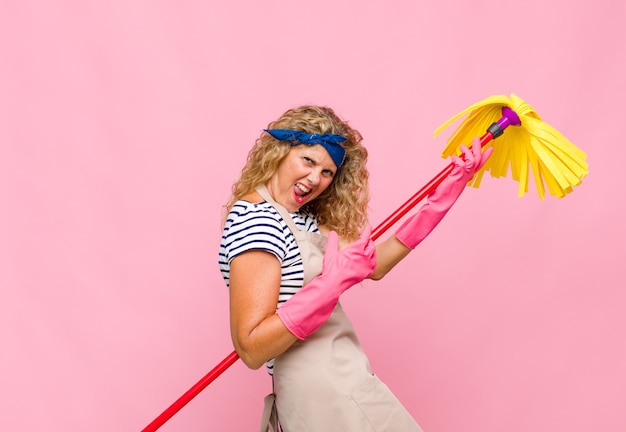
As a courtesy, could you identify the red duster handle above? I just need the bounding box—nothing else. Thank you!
[142,351,239,431]
[371,125,501,240]
[142,111,516,431]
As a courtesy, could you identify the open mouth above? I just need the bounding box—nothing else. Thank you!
[293,183,312,204]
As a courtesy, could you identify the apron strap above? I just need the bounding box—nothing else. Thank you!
[256,184,300,234]
[260,393,280,432]
[255,184,326,285]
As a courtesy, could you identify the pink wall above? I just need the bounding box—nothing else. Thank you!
[1,1,624,431]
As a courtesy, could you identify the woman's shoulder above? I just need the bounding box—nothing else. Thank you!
[226,198,282,228]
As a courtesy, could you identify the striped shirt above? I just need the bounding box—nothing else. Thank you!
[218,200,320,373]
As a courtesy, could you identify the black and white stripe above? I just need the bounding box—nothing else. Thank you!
[218,200,319,374]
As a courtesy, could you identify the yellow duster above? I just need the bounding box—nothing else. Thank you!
[435,94,589,199]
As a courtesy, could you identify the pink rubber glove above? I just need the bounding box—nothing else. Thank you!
[395,137,493,249]
[277,225,376,340]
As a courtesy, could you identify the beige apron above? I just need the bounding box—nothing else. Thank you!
[257,185,422,432]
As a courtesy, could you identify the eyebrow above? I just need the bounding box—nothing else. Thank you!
[298,148,336,172]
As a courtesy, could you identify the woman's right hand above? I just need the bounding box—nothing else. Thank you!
[276,225,376,340]
[321,224,376,288]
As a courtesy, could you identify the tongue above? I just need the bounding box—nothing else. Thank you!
[293,185,308,203]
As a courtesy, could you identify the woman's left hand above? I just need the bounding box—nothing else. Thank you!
[450,137,493,182]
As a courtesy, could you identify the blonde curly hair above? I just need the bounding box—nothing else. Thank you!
[225,105,370,241]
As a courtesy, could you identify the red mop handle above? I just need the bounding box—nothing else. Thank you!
[142,108,520,432]
[371,117,511,240]
[142,351,239,432]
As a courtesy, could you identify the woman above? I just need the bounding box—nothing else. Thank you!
[218,105,492,431]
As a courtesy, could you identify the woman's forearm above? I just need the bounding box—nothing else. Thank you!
[231,313,298,369]
[369,235,412,280]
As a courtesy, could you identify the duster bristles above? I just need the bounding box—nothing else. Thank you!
[434,94,589,199]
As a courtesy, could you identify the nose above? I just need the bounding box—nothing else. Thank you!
[306,168,321,186]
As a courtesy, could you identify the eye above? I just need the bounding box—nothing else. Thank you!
[303,156,314,164]
[322,169,335,178]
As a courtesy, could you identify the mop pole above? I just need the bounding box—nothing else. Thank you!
[372,106,520,239]
[142,351,239,431]
[142,107,520,432]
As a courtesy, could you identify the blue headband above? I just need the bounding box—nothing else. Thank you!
[264,129,347,168]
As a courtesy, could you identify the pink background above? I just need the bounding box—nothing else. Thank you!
[1,1,624,431]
